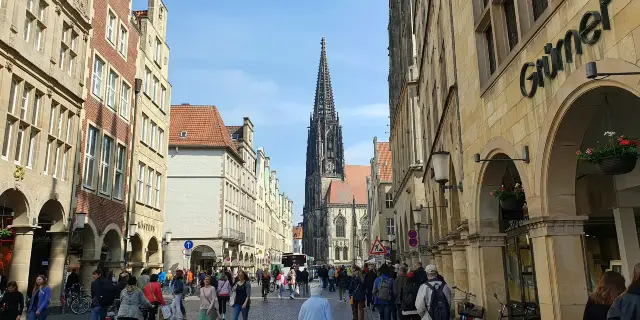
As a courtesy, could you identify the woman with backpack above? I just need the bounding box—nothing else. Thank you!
[143,274,165,320]
[217,273,231,319]
[374,264,395,320]
[349,267,366,320]
[27,275,51,320]
[118,276,151,320]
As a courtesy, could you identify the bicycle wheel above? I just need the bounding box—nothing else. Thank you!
[269,282,276,293]
[70,296,89,314]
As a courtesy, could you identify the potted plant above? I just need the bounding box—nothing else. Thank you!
[490,183,526,211]
[0,228,13,239]
[576,132,639,175]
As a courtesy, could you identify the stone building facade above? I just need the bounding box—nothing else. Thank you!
[389,0,640,319]
[368,138,394,251]
[0,0,91,306]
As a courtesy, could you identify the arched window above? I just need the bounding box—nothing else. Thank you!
[336,217,346,237]
[335,247,341,260]
[343,246,348,260]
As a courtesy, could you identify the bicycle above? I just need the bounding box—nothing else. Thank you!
[494,293,541,320]
[452,286,484,320]
[64,283,91,314]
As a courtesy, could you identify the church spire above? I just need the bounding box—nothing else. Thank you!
[313,37,336,120]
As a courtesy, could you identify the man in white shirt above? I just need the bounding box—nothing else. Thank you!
[415,265,452,320]
[298,282,334,320]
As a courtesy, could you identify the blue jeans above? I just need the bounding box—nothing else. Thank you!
[232,304,249,320]
[321,277,328,288]
[27,309,49,320]
[377,304,392,320]
[91,306,106,320]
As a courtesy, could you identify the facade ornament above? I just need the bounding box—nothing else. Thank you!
[525,216,588,238]
[13,165,25,182]
[55,5,61,14]
[10,24,18,34]
[47,88,53,97]
[5,61,13,73]
[466,233,506,248]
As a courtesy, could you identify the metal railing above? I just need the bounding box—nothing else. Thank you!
[222,228,246,243]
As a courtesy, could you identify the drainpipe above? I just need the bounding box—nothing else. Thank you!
[123,79,143,268]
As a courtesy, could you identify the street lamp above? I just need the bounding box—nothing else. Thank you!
[387,232,396,263]
[164,231,172,244]
[128,223,138,237]
[432,152,450,184]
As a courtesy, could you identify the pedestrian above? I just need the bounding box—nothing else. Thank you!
[298,282,334,320]
[91,269,115,320]
[199,276,219,320]
[0,281,24,320]
[143,274,165,320]
[261,271,271,300]
[374,265,395,320]
[138,269,150,291]
[118,276,151,320]
[276,270,288,299]
[27,275,50,320]
[415,265,451,320]
[337,267,349,302]
[394,266,408,320]
[65,268,79,294]
[256,268,263,286]
[230,270,251,320]
[582,271,624,320]
[217,273,231,319]
[158,270,166,288]
[607,263,640,319]
[300,268,310,297]
[328,266,336,292]
[349,267,366,320]
[318,265,329,289]
[172,270,186,320]
[288,268,297,299]
[399,272,421,320]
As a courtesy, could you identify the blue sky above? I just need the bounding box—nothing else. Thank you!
[133,0,390,224]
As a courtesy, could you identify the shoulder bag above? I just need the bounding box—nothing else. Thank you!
[228,284,237,307]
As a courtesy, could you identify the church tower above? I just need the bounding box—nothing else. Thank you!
[302,37,345,262]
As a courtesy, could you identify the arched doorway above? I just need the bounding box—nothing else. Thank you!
[190,246,216,273]
[476,152,538,318]
[28,200,65,294]
[147,237,160,272]
[100,227,123,275]
[0,189,29,294]
[545,85,640,287]
[129,234,143,275]
[75,221,98,289]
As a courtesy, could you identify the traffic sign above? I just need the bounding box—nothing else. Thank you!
[409,238,419,247]
[408,230,418,239]
[184,240,194,250]
[369,238,388,255]
[182,248,192,255]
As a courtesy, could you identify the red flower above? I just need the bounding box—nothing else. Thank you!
[576,150,581,155]
[620,139,631,146]
[500,187,505,191]
[586,148,594,155]
[489,191,494,196]
[633,141,639,146]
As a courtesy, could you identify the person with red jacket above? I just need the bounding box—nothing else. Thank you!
[143,274,165,320]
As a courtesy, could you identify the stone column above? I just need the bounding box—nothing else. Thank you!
[440,248,454,284]
[80,259,100,289]
[48,231,68,308]
[9,225,35,301]
[467,233,507,320]
[613,208,640,284]
[433,248,443,272]
[449,238,469,313]
[527,218,588,320]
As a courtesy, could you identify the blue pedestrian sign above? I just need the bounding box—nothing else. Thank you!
[184,240,194,250]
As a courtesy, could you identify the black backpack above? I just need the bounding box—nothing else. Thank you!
[425,282,450,320]
[98,279,117,307]
[401,281,420,312]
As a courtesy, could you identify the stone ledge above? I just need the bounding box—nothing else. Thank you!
[524,216,588,238]
[467,233,507,247]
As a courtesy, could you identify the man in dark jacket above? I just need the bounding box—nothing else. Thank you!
[300,268,310,296]
[318,266,329,289]
[394,266,408,320]
[91,269,112,320]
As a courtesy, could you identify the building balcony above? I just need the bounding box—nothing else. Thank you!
[222,228,246,243]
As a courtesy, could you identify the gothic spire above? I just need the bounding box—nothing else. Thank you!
[313,37,336,120]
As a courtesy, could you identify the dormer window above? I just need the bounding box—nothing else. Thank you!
[232,133,240,140]
[180,131,187,138]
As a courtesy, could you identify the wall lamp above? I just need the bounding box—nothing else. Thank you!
[431,152,462,191]
[474,145,530,164]
[586,61,640,80]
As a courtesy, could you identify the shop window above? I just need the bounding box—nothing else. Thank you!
[504,0,518,50]
[485,26,496,74]
[504,234,540,317]
[532,0,548,21]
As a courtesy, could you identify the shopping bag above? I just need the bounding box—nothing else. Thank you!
[229,284,237,306]
[295,285,300,295]
[161,305,172,319]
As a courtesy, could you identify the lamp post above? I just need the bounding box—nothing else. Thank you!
[123,78,143,269]
[60,212,86,314]
[387,232,396,263]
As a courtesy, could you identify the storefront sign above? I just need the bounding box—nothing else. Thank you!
[138,221,155,232]
[520,0,612,98]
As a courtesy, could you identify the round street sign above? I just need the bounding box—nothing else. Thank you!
[184,240,194,250]
[409,238,419,247]
[408,230,418,239]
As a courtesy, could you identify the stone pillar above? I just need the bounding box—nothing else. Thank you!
[48,231,68,308]
[80,260,100,289]
[433,249,443,272]
[467,234,507,320]
[9,225,34,301]
[449,239,469,313]
[527,218,588,320]
[440,248,454,284]
[613,208,640,284]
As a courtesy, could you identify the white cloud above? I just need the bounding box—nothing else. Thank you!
[340,103,389,119]
[344,140,374,165]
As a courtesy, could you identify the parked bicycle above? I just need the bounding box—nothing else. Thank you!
[494,293,540,320]
[64,283,91,314]
[452,286,484,320]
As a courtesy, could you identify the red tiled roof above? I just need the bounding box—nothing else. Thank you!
[292,226,303,239]
[328,165,370,205]
[377,142,392,182]
[169,105,241,160]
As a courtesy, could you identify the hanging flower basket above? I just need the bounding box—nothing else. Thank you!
[577,132,639,176]
[499,198,526,211]
[0,228,13,239]
[490,183,526,212]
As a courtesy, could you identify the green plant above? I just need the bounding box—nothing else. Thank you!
[576,131,640,163]
[0,228,13,238]
[490,183,525,201]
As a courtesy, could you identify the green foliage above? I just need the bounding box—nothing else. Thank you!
[490,183,525,201]
[577,132,640,164]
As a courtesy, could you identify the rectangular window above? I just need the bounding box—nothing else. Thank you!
[68,54,75,76]
[57,108,64,137]
[106,10,116,44]
[61,147,68,180]
[43,139,52,174]
[8,80,19,115]
[26,0,34,11]
[35,24,43,51]
[504,0,519,50]
[24,17,33,42]
[38,1,46,21]
[14,125,25,164]
[99,135,113,194]
[150,121,157,149]
[52,143,60,178]
[386,218,395,236]
[146,168,154,205]
[114,144,126,199]
[155,172,161,207]
[485,25,496,75]
[92,57,105,98]
[152,77,159,103]
[154,37,161,63]
[120,82,131,120]
[59,47,66,70]
[26,129,37,168]
[144,67,151,94]
[107,70,118,110]
[118,25,128,56]
[385,193,393,208]
[32,93,41,126]
[65,113,72,142]
[160,85,166,110]
[48,103,56,134]
[82,125,98,187]
[3,121,13,159]
[137,162,145,201]
[158,128,164,154]
[71,32,78,51]
[141,114,148,143]
[20,86,30,120]
[532,0,549,21]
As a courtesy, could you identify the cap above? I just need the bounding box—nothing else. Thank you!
[425,264,438,273]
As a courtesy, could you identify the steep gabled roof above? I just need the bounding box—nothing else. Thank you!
[227,126,243,150]
[328,165,370,205]
[377,142,392,182]
[169,105,242,161]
